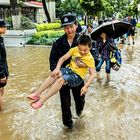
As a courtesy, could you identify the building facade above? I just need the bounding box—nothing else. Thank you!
[0,0,56,23]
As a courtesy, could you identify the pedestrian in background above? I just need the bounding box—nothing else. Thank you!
[0,19,9,110]
[96,31,117,81]
[84,24,100,67]
[127,16,136,45]
[92,16,98,29]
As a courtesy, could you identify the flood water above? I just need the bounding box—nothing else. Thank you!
[0,39,140,140]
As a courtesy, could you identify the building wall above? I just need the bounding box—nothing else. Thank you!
[36,8,46,23]
[0,0,10,5]
[0,1,56,23]
[47,1,56,21]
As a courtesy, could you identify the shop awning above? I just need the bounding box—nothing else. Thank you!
[23,1,43,8]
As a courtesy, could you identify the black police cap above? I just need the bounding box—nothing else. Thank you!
[61,14,76,27]
[0,19,8,27]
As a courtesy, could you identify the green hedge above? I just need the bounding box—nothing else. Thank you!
[35,23,61,31]
[28,20,85,45]
[27,30,64,45]
[28,36,58,45]
[35,21,85,32]
[34,30,64,38]
[136,23,140,28]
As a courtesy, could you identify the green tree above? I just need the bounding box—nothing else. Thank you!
[127,0,139,17]
[55,0,62,17]
[101,0,131,18]
[56,0,84,18]
[80,0,103,15]
[107,0,128,13]
[101,0,114,17]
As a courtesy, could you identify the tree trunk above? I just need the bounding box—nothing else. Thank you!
[42,0,51,23]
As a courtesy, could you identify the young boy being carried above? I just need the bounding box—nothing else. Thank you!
[27,35,95,109]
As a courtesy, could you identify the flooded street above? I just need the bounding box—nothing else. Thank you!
[0,38,140,140]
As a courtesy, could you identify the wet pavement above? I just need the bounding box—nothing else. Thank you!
[0,37,140,140]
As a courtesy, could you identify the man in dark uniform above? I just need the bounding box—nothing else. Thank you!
[49,14,85,128]
[0,19,9,110]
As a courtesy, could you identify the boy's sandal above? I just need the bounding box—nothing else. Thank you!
[27,94,39,100]
[27,89,39,100]
[30,100,43,110]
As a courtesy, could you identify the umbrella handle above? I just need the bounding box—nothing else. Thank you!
[112,23,115,31]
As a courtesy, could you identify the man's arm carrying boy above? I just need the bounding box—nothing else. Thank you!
[51,51,95,96]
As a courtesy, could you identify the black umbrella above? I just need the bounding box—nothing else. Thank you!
[91,20,131,40]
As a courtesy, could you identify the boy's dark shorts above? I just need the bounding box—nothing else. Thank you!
[60,67,83,87]
[128,29,135,36]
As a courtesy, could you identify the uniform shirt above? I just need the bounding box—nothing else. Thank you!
[68,47,95,79]
[0,36,9,78]
[49,34,79,71]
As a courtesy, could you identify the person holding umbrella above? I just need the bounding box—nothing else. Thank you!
[95,30,116,81]
[91,20,131,81]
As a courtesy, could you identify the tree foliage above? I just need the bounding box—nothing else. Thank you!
[101,0,114,17]
[80,0,103,15]
[80,0,139,18]
[127,0,139,17]
[56,0,84,18]
[20,0,140,21]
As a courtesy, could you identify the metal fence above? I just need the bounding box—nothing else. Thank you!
[0,6,36,29]
[0,7,20,29]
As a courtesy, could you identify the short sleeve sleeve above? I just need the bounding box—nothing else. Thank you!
[86,58,95,68]
[69,47,75,56]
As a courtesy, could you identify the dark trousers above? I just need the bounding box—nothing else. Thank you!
[59,81,85,126]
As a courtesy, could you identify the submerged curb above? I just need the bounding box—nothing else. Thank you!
[25,45,52,48]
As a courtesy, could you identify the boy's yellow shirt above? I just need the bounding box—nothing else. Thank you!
[67,47,95,79]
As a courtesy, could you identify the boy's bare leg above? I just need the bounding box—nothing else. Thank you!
[32,73,62,96]
[39,77,65,103]
[0,88,4,111]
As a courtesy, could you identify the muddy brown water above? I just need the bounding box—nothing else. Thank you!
[0,43,140,140]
